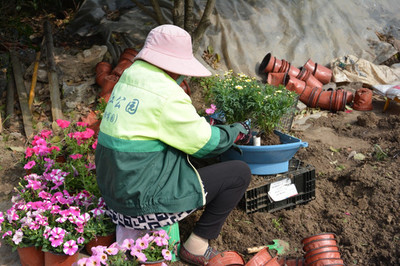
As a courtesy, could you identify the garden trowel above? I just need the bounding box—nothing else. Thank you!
[246,239,290,255]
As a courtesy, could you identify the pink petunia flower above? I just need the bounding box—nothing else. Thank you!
[24,160,36,170]
[92,139,98,149]
[205,104,217,115]
[56,119,71,129]
[63,240,78,255]
[70,154,83,160]
[76,122,88,127]
[162,249,172,261]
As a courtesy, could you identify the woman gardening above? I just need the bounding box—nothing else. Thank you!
[95,24,252,265]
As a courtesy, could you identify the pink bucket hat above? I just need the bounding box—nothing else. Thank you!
[134,24,211,77]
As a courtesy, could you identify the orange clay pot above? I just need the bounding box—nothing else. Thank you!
[278,59,300,77]
[304,58,333,84]
[119,48,138,63]
[85,232,116,255]
[305,251,342,265]
[111,59,133,77]
[95,62,113,88]
[303,239,339,253]
[259,53,283,74]
[267,72,289,87]
[99,75,119,99]
[352,88,373,111]
[305,245,340,258]
[285,75,307,95]
[301,233,337,246]
[207,251,245,266]
[245,247,279,266]
[180,79,191,96]
[296,68,323,89]
[17,246,45,266]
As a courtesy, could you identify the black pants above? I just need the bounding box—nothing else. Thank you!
[193,160,251,239]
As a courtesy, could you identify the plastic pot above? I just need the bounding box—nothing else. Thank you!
[44,251,79,266]
[304,59,332,84]
[285,75,306,95]
[305,251,341,264]
[17,246,45,266]
[301,233,337,245]
[297,68,323,89]
[99,74,119,99]
[353,88,373,111]
[245,247,274,266]
[305,245,340,258]
[119,47,138,63]
[259,53,283,74]
[267,72,289,87]
[95,62,113,87]
[303,239,338,252]
[111,59,133,77]
[85,232,117,255]
[207,251,245,266]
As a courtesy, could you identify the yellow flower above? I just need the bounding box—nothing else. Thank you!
[235,85,243,90]
[275,90,282,93]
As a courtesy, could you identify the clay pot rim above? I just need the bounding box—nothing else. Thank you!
[305,250,341,261]
[303,238,339,251]
[207,251,245,265]
[301,233,337,244]
[259,53,272,74]
[305,245,340,256]
[246,247,273,265]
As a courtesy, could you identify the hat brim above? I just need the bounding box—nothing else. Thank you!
[134,48,212,77]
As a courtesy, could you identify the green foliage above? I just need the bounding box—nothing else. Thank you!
[373,144,388,161]
[272,217,284,232]
[200,70,297,134]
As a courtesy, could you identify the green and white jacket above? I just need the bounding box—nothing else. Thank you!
[95,60,246,216]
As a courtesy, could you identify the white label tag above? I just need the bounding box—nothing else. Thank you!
[268,177,298,202]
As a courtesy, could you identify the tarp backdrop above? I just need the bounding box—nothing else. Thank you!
[68,0,400,78]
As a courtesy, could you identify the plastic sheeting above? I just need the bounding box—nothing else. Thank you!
[67,0,400,79]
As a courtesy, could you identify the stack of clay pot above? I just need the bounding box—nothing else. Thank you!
[95,48,192,103]
[258,53,353,112]
[245,247,280,266]
[301,233,345,265]
[95,48,138,102]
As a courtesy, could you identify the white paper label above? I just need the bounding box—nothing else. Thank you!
[268,177,298,202]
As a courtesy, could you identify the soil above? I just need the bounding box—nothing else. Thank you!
[1,23,400,266]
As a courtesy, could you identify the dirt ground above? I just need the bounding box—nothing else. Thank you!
[1,33,400,266]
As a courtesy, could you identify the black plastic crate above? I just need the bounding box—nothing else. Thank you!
[242,158,316,214]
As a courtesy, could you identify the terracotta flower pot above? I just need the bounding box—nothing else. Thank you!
[305,245,340,258]
[297,68,323,89]
[278,59,301,77]
[352,88,373,111]
[259,53,283,74]
[95,62,112,87]
[306,258,345,266]
[85,232,116,255]
[99,74,119,98]
[303,239,338,252]
[245,247,275,266]
[305,251,342,264]
[301,233,337,246]
[119,48,138,63]
[139,260,166,266]
[207,251,245,266]
[44,251,79,266]
[345,90,354,104]
[111,59,133,77]
[267,72,289,87]
[17,246,45,266]
[285,75,306,95]
[304,59,332,84]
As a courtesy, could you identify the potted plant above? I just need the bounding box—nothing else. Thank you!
[0,120,117,265]
[76,230,173,266]
[197,70,308,175]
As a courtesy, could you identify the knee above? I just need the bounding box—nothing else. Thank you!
[233,160,252,187]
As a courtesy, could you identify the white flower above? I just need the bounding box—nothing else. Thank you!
[12,229,23,245]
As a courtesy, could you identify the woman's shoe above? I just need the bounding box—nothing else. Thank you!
[179,245,220,265]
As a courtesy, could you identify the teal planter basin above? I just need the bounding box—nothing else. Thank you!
[221,130,308,175]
